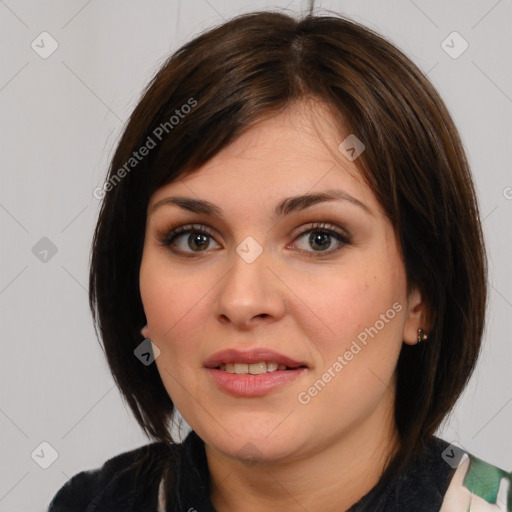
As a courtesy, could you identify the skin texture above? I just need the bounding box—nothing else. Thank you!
[139,101,427,511]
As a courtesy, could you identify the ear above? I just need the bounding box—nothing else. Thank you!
[402,288,429,345]
[140,323,150,339]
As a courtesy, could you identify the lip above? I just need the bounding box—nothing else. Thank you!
[206,367,308,397]
[204,348,308,369]
[204,348,309,398]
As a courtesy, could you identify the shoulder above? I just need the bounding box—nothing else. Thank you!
[47,441,176,512]
[439,446,511,511]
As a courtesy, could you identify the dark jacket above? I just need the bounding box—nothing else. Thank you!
[47,431,459,511]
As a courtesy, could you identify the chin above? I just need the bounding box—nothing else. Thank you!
[199,418,304,464]
[225,438,298,466]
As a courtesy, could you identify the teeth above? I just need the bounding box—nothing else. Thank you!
[266,362,278,372]
[248,362,267,375]
[218,361,289,374]
[234,363,249,374]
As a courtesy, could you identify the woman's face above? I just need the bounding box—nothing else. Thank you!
[139,102,424,464]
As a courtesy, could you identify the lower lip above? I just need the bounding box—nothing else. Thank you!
[206,368,308,397]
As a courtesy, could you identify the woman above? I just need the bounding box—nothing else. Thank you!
[48,8,511,512]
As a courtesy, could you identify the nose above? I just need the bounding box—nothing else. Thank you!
[212,244,287,330]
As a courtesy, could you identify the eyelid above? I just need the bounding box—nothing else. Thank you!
[292,221,350,240]
[157,222,217,246]
[157,220,351,257]
[288,222,351,257]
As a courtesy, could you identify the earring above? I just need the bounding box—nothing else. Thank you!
[417,329,428,343]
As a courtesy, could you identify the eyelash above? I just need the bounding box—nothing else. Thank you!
[157,222,351,258]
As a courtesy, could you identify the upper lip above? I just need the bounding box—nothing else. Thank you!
[204,348,308,369]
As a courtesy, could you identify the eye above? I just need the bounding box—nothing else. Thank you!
[290,222,350,257]
[157,221,350,258]
[158,223,221,256]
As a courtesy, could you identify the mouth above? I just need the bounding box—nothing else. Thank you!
[204,348,309,397]
[217,361,307,374]
[204,348,309,372]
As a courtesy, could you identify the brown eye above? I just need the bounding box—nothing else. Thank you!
[292,222,350,257]
[185,232,211,251]
[159,224,221,256]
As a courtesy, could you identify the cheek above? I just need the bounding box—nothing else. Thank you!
[312,268,403,330]
[299,271,406,410]
[298,253,407,369]
[139,260,207,404]
[139,252,204,344]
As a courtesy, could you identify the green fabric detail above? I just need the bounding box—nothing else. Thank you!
[463,455,512,511]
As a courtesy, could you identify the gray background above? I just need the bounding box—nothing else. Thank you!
[0,0,511,510]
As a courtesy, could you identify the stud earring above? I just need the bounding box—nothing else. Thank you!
[417,328,429,343]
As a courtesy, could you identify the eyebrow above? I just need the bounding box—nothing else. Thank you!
[151,189,372,219]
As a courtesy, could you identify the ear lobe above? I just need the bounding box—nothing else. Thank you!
[402,288,429,345]
[140,324,150,338]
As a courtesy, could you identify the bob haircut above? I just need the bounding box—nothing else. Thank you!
[89,10,487,479]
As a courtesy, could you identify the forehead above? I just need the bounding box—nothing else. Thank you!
[149,101,374,212]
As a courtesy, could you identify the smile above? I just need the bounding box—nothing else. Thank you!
[218,362,293,374]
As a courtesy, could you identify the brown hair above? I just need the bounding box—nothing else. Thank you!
[89,9,487,481]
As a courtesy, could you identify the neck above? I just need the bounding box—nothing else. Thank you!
[205,395,400,512]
